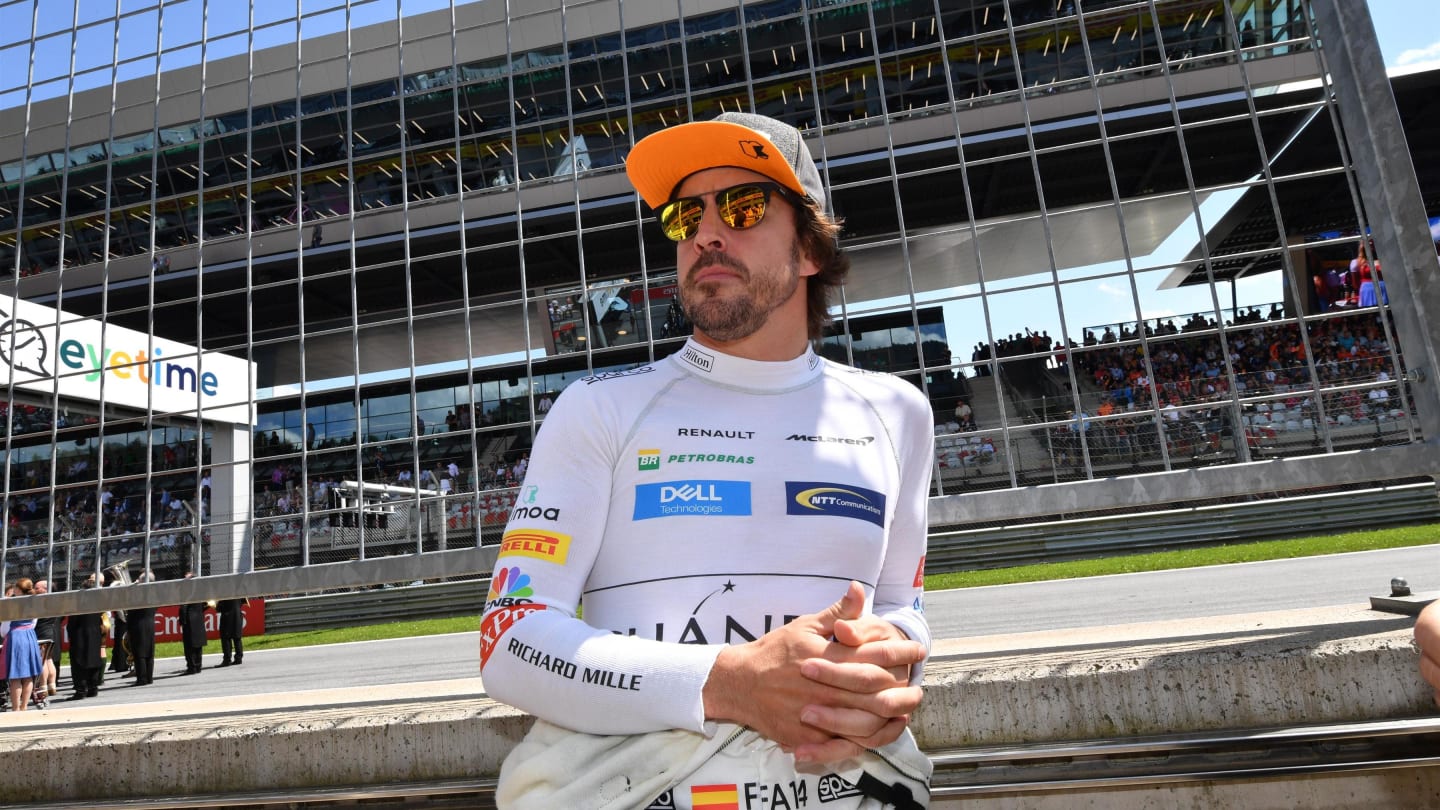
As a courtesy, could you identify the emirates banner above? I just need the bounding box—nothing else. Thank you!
[60,599,266,650]
[151,600,267,643]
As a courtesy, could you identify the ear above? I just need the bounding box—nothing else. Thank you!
[793,227,821,279]
[796,247,820,278]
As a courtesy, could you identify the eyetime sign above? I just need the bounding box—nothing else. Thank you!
[0,296,254,425]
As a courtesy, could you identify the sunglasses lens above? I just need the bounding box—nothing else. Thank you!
[658,184,778,241]
[717,185,769,230]
[659,199,703,241]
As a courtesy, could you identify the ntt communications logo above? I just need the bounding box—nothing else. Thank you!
[786,481,886,527]
[633,480,751,520]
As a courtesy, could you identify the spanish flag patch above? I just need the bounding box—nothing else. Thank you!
[690,783,739,809]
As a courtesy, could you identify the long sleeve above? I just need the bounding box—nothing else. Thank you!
[479,342,936,735]
[479,372,724,734]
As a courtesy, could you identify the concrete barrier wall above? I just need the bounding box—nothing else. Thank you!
[2,605,1437,808]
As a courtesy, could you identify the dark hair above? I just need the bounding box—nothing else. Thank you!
[795,198,848,340]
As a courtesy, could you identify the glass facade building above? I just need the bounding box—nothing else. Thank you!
[1,0,1433,590]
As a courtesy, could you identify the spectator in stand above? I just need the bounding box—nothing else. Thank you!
[955,399,975,431]
[1368,386,1390,410]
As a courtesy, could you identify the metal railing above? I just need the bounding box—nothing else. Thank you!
[928,482,1438,572]
[257,483,1439,634]
[265,578,486,633]
[17,717,1439,810]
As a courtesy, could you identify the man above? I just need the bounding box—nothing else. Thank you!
[66,574,105,700]
[954,399,974,430]
[126,572,157,686]
[107,569,130,676]
[178,572,209,674]
[481,112,933,808]
[216,598,244,667]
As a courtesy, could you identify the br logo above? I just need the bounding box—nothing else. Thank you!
[0,307,49,377]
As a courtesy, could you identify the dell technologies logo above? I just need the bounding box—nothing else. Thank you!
[633,480,751,520]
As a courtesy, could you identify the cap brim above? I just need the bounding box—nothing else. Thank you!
[626,120,808,209]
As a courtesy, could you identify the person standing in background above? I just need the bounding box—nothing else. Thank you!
[126,572,157,686]
[67,574,105,700]
[107,572,130,677]
[217,598,244,667]
[31,580,60,699]
[178,572,209,675]
[2,578,45,711]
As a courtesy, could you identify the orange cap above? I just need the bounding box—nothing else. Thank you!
[626,112,825,210]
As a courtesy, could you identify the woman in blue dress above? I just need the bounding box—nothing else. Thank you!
[3,578,44,711]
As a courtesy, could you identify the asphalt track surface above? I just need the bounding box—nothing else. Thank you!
[19,545,1436,713]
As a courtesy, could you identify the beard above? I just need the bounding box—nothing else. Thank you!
[680,245,801,343]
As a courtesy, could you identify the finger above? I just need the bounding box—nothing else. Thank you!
[798,677,923,722]
[832,614,903,647]
[800,703,892,739]
[792,735,865,765]
[841,716,911,752]
[816,638,927,670]
[811,581,867,637]
[802,658,910,693]
[792,716,910,764]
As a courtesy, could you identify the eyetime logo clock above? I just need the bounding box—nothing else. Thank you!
[0,298,255,425]
[0,307,49,377]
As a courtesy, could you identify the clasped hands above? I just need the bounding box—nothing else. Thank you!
[702,580,926,764]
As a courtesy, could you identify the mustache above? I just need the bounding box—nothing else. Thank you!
[689,251,747,278]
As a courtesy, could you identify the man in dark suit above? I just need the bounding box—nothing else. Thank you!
[106,571,130,676]
[178,571,209,674]
[216,598,244,666]
[67,574,105,699]
[126,571,158,686]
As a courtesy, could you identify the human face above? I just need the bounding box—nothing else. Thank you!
[672,168,815,344]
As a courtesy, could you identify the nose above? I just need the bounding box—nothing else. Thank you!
[688,198,729,251]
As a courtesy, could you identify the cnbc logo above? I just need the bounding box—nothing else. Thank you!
[638,448,661,471]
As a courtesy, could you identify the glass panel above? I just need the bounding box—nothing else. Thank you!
[627,42,681,108]
[37,4,76,42]
[74,21,118,76]
[162,0,204,50]
[117,8,159,62]
[835,177,899,246]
